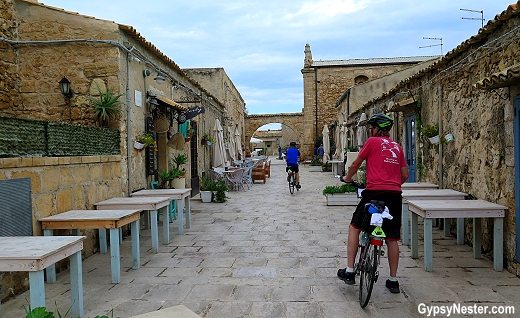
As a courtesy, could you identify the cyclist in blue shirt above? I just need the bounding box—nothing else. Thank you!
[286,141,301,189]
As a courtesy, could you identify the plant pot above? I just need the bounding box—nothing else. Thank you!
[206,141,212,147]
[325,193,359,206]
[428,135,440,144]
[444,133,454,142]
[200,191,212,203]
[309,165,322,172]
[185,137,191,142]
[134,141,145,150]
[171,177,185,189]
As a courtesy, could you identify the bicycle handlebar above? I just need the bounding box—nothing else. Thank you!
[337,176,365,189]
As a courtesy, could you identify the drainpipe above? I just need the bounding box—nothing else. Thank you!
[126,53,132,196]
[314,68,318,142]
[438,83,443,189]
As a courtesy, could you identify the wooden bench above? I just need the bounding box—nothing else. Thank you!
[128,305,201,318]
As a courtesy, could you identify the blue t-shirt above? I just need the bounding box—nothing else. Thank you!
[317,146,324,156]
[286,147,300,166]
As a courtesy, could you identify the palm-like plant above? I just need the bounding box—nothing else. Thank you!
[88,82,124,127]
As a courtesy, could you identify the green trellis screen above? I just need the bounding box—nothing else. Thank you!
[0,116,120,158]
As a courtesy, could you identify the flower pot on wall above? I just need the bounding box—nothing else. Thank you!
[134,141,145,150]
[428,135,440,144]
[325,193,359,206]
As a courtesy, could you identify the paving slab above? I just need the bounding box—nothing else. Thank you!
[1,159,519,317]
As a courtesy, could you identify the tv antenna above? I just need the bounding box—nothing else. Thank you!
[419,37,443,56]
[461,8,484,28]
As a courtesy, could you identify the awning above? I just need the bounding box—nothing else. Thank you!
[156,96,189,112]
[474,63,520,90]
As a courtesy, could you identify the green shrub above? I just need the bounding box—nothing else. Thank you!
[322,184,358,195]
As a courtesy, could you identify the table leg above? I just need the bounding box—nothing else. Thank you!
[150,209,159,253]
[131,219,140,269]
[162,205,170,244]
[99,228,108,253]
[473,218,482,259]
[185,195,191,229]
[29,270,45,309]
[43,229,56,283]
[424,218,433,272]
[69,250,84,318]
[109,228,121,283]
[494,218,504,271]
[177,199,184,235]
[402,202,409,246]
[456,218,464,244]
[443,218,451,237]
[411,213,419,259]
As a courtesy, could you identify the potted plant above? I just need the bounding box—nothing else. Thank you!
[185,128,195,142]
[200,176,217,202]
[170,154,188,188]
[201,133,214,146]
[309,156,323,172]
[213,178,229,203]
[134,132,154,150]
[322,162,332,172]
[323,183,359,206]
[421,124,440,144]
[88,82,124,127]
[158,169,171,189]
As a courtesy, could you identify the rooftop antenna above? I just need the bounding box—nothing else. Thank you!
[460,8,484,28]
[419,37,443,56]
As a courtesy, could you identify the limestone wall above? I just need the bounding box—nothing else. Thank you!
[364,13,520,274]
[0,155,123,301]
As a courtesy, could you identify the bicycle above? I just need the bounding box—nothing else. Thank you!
[339,178,386,308]
[287,168,298,194]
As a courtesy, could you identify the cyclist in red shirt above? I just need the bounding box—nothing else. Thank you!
[337,113,409,294]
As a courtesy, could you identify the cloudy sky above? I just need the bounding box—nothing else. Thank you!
[41,0,514,117]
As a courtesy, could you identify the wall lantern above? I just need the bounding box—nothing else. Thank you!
[58,77,73,98]
[146,91,159,109]
[154,72,165,84]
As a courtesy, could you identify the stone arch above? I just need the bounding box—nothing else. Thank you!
[245,113,305,155]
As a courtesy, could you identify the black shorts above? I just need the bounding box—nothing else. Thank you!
[350,190,402,240]
[286,165,299,173]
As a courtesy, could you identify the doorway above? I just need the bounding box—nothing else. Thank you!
[404,113,417,182]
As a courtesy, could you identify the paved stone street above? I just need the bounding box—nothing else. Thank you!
[2,159,520,317]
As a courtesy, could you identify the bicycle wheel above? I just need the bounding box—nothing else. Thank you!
[288,174,295,194]
[359,243,379,308]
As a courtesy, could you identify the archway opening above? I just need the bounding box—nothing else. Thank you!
[249,122,299,159]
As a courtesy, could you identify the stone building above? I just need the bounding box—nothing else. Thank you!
[301,42,437,157]
[347,2,520,275]
[0,0,243,300]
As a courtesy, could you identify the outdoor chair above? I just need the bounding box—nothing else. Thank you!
[265,159,271,178]
[252,162,267,184]
[242,166,253,189]
[226,168,246,191]
[151,181,176,222]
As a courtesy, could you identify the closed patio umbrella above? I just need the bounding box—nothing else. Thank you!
[212,119,226,168]
[234,128,243,159]
[339,126,347,161]
[322,125,330,163]
[227,126,237,161]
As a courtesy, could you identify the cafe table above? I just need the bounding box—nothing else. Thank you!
[401,189,466,245]
[401,182,439,190]
[406,199,506,272]
[95,197,170,253]
[0,236,85,318]
[131,188,192,237]
[40,209,141,284]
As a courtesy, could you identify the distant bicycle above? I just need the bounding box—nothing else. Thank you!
[287,168,299,194]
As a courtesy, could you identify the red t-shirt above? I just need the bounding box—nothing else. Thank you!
[358,136,407,191]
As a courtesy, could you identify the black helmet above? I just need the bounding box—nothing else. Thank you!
[367,113,393,130]
[290,141,296,146]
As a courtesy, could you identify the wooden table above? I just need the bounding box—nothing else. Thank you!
[401,182,439,190]
[0,236,85,318]
[95,197,170,253]
[401,189,466,245]
[131,189,192,237]
[406,199,506,272]
[40,209,141,284]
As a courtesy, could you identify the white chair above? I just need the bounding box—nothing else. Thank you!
[226,168,246,191]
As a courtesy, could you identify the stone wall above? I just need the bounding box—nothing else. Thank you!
[364,10,520,274]
[0,155,123,302]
